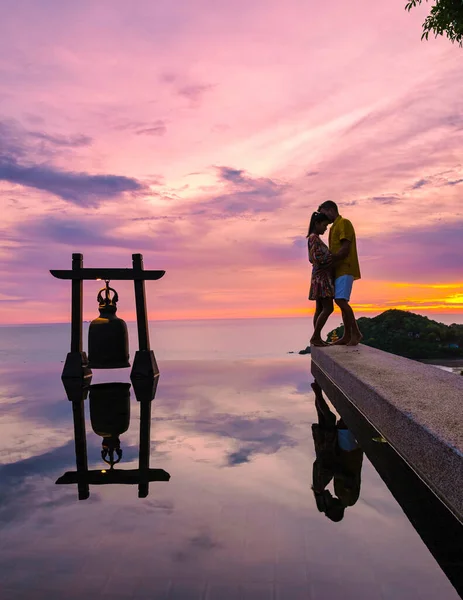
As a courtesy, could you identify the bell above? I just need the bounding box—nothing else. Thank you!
[88,281,130,369]
[89,382,131,469]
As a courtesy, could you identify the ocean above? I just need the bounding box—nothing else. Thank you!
[1,313,461,365]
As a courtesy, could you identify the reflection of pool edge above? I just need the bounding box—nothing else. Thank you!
[312,362,463,598]
[313,362,436,501]
[310,345,463,526]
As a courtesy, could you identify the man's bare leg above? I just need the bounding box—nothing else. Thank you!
[329,300,351,345]
[334,299,362,346]
[347,311,363,346]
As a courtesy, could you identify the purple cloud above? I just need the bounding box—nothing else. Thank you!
[238,220,463,284]
[369,195,401,205]
[1,119,92,157]
[318,75,463,193]
[0,158,145,207]
[255,237,305,265]
[412,178,429,190]
[177,83,214,104]
[15,216,156,249]
[358,222,463,282]
[136,121,167,136]
[0,119,144,206]
[174,413,297,467]
[216,166,246,184]
[190,165,288,217]
[27,131,92,147]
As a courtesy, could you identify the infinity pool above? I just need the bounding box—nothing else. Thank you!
[0,322,461,599]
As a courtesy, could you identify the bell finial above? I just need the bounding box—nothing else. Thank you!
[101,436,123,469]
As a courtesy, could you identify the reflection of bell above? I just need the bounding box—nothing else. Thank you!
[89,382,131,468]
[88,281,130,369]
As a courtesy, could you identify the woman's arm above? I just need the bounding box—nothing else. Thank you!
[309,236,332,267]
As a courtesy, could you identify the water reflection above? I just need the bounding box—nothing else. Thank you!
[56,377,170,500]
[311,366,463,598]
[311,380,363,522]
[0,357,460,599]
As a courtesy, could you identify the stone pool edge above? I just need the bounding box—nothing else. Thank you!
[310,344,463,524]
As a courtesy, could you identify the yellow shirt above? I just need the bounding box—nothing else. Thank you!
[328,215,361,280]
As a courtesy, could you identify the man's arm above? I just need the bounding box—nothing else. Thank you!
[332,239,351,262]
[319,239,350,269]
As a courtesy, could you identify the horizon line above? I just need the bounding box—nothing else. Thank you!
[1,309,463,328]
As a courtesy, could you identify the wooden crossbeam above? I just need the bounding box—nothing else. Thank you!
[56,468,171,485]
[50,268,165,281]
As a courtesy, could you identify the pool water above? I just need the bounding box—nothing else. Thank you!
[0,322,461,599]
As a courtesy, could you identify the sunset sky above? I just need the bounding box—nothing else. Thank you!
[1,0,462,324]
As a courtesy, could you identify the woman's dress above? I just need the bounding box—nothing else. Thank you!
[308,233,334,300]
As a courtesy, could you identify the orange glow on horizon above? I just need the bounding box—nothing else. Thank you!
[1,302,462,326]
[0,279,461,325]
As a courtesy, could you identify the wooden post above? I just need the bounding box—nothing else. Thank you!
[131,254,159,379]
[60,379,92,500]
[72,398,90,500]
[138,397,152,498]
[62,254,92,379]
[132,253,150,351]
[70,253,83,353]
[133,375,159,497]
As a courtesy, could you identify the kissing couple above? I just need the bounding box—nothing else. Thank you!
[307,200,363,347]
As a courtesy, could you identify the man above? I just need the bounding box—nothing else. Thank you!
[318,200,362,345]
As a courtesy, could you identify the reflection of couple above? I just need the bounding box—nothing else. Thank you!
[311,380,363,522]
[307,200,362,347]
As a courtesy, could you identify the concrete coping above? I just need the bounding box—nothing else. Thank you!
[310,344,463,523]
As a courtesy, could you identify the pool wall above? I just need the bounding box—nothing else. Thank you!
[310,345,463,524]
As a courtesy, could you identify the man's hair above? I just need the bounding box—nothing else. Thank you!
[318,200,338,212]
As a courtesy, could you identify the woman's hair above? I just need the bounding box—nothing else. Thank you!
[307,211,330,237]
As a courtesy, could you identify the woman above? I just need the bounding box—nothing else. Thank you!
[307,211,334,346]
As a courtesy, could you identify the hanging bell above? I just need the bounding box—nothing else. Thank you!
[88,281,130,369]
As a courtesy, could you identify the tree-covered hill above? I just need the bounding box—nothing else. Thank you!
[327,310,463,359]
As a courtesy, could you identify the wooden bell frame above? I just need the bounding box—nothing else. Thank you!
[50,253,165,380]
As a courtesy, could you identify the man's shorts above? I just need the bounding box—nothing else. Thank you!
[334,275,354,301]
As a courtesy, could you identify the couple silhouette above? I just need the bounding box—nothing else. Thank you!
[307,200,362,347]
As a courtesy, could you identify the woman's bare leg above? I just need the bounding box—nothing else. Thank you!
[313,299,322,329]
[311,298,334,346]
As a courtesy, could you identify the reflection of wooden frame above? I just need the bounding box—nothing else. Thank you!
[57,377,170,500]
[50,253,165,380]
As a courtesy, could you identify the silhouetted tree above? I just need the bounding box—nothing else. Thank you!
[406,0,463,47]
[327,310,463,359]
